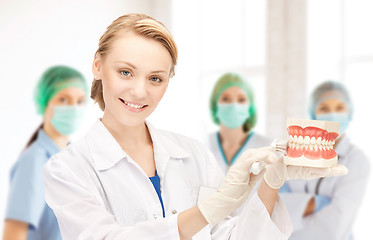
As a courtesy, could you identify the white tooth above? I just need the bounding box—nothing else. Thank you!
[296,144,300,150]
[316,137,322,145]
[289,135,294,142]
[294,135,298,143]
[304,136,310,145]
[332,140,335,145]
[319,145,323,151]
[322,139,326,145]
[298,136,304,145]
[311,137,316,145]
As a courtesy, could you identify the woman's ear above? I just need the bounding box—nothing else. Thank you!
[92,54,103,80]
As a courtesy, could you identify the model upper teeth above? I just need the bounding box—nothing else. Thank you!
[289,135,334,146]
[124,101,144,109]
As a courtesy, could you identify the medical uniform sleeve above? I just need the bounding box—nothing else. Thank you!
[210,192,292,240]
[5,150,46,229]
[291,150,371,240]
[42,156,180,240]
[203,151,293,240]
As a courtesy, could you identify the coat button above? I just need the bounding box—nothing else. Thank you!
[172,210,177,214]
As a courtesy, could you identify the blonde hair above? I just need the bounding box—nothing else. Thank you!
[91,13,178,111]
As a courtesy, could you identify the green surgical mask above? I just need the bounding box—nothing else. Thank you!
[217,103,249,129]
[51,105,85,135]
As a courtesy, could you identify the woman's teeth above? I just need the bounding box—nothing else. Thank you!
[123,100,145,109]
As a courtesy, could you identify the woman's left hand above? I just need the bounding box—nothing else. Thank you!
[263,156,348,189]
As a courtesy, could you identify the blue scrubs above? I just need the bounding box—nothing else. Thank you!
[217,131,254,166]
[5,129,62,240]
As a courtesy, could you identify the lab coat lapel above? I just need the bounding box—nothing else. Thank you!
[86,120,163,225]
[145,121,194,214]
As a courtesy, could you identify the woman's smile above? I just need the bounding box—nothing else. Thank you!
[119,98,148,112]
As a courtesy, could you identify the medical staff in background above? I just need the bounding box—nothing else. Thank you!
[2,66,88,240]
[208,73,272,173]
[279,81,370,240]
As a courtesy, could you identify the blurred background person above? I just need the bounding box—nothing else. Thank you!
[208,73,272,173]
[2,66,88,240]
[279,81,371,240]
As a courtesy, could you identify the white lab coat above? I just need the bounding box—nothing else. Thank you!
[43,120,292,239]
[208,131,273,173]
[280,136,371,240]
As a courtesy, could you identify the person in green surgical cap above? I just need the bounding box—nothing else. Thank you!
[3,65,88,240]
[208,72,272,173]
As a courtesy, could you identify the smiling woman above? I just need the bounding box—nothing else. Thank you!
[41,13,348,240]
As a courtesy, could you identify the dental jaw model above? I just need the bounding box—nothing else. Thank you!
[250,118,339,175]
[285,118,339,167]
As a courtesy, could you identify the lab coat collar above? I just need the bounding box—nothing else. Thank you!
[145,120,190,160]
[87,120,128,171]
[87,119,189,171]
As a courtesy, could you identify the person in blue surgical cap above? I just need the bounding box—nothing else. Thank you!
[279,80,371,240]
[2,66,88,240]
[208,73,272,173]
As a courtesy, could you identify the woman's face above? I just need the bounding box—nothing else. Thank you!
[44,86,86,124]
[94,31,173,127]
[315,98,349,115]
[218,86,249,105]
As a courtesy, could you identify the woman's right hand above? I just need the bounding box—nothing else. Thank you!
[197,147,278,226]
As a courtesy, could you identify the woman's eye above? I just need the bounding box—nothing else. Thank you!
[120,70,131,77]
[238,98,247,103]
[150,77,162,83]
[222,97,230,102]
[336,105,346,112]
[59,98,67,104]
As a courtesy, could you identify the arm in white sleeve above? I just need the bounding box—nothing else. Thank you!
[295,151,371,240]
[211,192,292,240]
[42,157,180,240]
[202,151,293,240]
